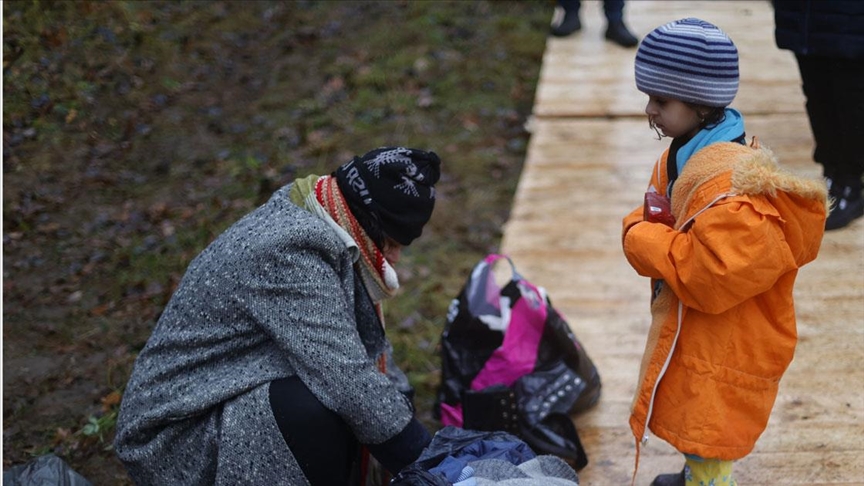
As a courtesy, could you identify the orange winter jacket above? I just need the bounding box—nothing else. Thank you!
[622,141,827,461]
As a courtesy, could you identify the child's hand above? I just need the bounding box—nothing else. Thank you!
[643,192,676,227]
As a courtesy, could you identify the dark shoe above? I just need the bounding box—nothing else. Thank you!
[650,470,685,486]
[605,20,639,47]
[826,182,864,230]
[550,5,581,37]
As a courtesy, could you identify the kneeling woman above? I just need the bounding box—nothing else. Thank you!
[115,147,441,485]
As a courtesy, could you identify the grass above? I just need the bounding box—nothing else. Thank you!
[3,1,551,482]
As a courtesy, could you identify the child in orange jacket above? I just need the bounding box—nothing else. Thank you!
[621,18,828,486]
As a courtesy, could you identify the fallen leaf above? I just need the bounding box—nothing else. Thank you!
[101,390,122,411]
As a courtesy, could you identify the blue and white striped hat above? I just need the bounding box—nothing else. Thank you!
[635,18,739,107]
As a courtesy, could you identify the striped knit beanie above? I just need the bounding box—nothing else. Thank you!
[635,18,739,107]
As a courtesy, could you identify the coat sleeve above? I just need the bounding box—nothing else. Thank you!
[622,206,644,245]
[245,243,415,445]
[622,196,799,314]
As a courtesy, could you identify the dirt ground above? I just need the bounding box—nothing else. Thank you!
[3,1,550,483]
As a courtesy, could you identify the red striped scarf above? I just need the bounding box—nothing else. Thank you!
[315,175,399,310]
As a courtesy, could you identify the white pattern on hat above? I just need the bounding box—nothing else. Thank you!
[364,147,415,179]
[394,175,421,197]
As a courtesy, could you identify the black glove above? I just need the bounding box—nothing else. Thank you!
[366,418,431,474]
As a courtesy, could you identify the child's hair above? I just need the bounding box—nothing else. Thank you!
[635,18,739,108]
[690,104,727,127]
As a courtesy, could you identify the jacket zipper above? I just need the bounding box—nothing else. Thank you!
[642,300,683,444]
[641,191,736,444]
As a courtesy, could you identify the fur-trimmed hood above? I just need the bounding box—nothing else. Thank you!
[729,145,828,204]
[672,142,828,266]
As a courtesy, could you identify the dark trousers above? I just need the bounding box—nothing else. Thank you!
[269,376,359,486]
[796,55,864,189]
[558,0,625,23]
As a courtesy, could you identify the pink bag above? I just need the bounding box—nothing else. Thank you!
[435,254,600,469]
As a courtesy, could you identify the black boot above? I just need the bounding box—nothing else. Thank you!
[605,20,639,48]
[550,5,581,37]
[826,179,864,230]
[650,469,685,486]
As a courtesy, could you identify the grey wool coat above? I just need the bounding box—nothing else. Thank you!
[114,184,416,485]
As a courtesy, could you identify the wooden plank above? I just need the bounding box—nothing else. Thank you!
[573,426,864,484]
[503,0,864,484]
[533,0,807,118]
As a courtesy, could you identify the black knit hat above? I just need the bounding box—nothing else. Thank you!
[335,147,441,246]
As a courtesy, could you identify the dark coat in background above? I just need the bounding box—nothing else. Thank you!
[774,0,864,59]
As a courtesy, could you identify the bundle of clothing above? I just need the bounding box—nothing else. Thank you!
[392,427,580,486]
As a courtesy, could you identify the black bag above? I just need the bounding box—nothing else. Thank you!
[435,254,600,470]
[3,454,93,486]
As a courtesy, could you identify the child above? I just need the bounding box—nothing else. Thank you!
[621,18,828,486]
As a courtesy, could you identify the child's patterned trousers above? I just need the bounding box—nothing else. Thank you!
[684,454,736,486]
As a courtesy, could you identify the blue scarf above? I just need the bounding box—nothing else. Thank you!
[675,108,745,176]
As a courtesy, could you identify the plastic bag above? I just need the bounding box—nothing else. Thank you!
[435,254,600,470]
[3,454,93,486]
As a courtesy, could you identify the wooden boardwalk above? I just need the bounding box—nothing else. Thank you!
[500,2,864,484]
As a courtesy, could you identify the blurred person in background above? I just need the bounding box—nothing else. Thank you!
[550,0,639,47]
[774,0,864,230]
